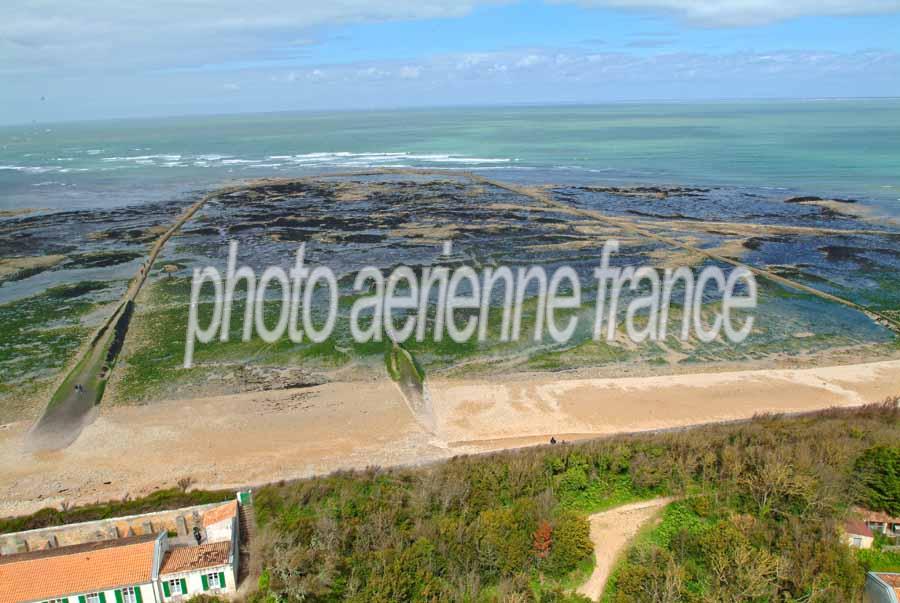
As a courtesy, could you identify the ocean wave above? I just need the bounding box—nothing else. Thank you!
[0,165,55,173]
[32,181,68,187]
[264,151,513,166]
[0,150,518,175]
[102,154,183,162]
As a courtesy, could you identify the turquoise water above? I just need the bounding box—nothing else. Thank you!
[1,99,899,210]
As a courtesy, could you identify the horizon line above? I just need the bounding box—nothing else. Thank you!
[4,95,900,129]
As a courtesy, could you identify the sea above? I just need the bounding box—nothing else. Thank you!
[1,99,899,215]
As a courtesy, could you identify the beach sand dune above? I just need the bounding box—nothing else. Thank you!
[1,360,898,517]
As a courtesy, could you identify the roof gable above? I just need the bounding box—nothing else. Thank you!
[201,501,237,528]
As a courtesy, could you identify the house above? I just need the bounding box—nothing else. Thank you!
[845,520,875,549]
[0,534,163,603]
[0,496,246,603]
[159,541,234,599]
[865,572,900,603]
[854,507,900,538]
[157,496,240,600]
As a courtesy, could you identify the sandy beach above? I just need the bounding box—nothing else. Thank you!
[1,359,898,517]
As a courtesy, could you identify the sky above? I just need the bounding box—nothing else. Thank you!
[2,0,900,124]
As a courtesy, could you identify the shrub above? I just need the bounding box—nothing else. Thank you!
[546,511,593,577]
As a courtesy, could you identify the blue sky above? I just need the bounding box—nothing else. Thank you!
[2,0,900,124]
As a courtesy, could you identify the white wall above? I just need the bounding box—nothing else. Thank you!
[204,518,233,544]
[159,565,235,600]
[847,533,874,549]
[59,582,157,603]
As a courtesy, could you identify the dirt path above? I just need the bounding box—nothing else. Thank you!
[577,498,675,601]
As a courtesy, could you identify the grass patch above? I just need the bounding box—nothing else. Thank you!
[0,281,113,390]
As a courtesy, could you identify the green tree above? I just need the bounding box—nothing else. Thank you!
[853,445,900,515]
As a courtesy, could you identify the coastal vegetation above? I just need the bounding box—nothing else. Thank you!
[244,402,898,602]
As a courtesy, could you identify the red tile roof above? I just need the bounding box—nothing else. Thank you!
[845,520,874,538]
[160,542,230,575]
[0,535,158,603]
[202,501,237,528]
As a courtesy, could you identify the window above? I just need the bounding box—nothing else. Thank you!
[122,587,137,603]
[206,573,221,589]
[168,580,182,596]
[852,536,862,546]
[86,594,101,603]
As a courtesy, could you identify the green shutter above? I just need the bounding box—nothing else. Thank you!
[114,590,123,603]
[79,596,87,603]
[219,572,225,588]
[162,582,170,598]
[179,579,187,595]
[134,587,143,603]
[99,593,106,603]
[201,575,208,591]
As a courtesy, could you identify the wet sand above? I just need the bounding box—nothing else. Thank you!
[1,359,898,517]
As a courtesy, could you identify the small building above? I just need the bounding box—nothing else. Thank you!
[845,519,875,549]
[0,495,247,603]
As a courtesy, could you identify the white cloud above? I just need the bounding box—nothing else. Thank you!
[0,0,502,74]
[3,0,900,122]
[515,54,545,68]
[265,48,900,88]
[3,0,899,78]
[560,0,900,26]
